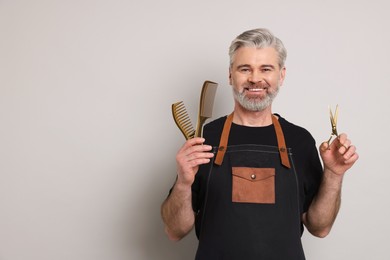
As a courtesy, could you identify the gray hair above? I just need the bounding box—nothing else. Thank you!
[229,28,287,68]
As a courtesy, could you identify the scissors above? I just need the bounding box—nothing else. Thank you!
[327,105,339,147]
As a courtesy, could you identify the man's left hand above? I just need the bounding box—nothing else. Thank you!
[319,133,359,176]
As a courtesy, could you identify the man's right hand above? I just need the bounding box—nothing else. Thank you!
[175,137,214,187]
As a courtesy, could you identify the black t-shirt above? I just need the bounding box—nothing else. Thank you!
[191,114,323,237]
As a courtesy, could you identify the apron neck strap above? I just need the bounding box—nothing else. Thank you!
[214,113,234,165]
[272,115,291,169]
[214,112,291,169]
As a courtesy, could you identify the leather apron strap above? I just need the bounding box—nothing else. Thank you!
[272,115,291,169]
[214,112,291,168]
[214,113,234,166]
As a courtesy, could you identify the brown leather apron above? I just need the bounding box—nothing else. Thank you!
[195,113,305,260]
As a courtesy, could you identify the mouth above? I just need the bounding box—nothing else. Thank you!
[244,87,267,92]
[244,84,269,95]
[244,82,269,93]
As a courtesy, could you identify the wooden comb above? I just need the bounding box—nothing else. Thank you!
[171,80,218,140]
[171,101,195,140]
[195,81,218,137]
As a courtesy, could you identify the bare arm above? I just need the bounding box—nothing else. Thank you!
[303,133,359,238]
[161,182,195,241]
[161,138,214,241]
[302,169,343,238]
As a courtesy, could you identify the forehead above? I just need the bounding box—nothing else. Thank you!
[232,46,279,67]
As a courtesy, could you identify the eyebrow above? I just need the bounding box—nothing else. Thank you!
[236,64,250,69]
[261,64,276,69]
[236,64,276,69]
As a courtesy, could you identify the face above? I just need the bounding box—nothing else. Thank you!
[229,46,286,112]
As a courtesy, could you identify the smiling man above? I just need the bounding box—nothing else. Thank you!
[161,28,359,259]
[230,46,285,125]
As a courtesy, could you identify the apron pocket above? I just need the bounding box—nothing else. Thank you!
[232,167,275,204]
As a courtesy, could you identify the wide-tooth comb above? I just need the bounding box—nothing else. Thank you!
[171,101,195,140]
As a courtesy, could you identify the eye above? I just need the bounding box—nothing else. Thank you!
[239,67,251,73]
[261,65,275,72]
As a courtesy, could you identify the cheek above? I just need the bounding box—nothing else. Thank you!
[268,75,282,86]
[231,73,246,84]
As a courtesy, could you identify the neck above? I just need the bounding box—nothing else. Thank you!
[233,104,274,127]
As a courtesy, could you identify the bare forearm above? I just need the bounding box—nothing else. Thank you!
[161,182,195,241]
[304,170,343,238]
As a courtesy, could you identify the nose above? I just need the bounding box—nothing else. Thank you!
[248,70,263,84]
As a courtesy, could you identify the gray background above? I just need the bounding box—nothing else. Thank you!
[1,0,389,259]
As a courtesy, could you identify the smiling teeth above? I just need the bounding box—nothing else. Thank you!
[247,88,264,91]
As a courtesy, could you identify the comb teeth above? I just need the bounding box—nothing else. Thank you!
[172,101,195,140]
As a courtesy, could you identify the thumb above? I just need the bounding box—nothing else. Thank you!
[319,141,329,152]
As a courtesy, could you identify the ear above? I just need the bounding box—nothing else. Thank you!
[229,68,232,85]
[279,67,286,86]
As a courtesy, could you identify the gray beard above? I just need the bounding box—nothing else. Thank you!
[233,86,279,112]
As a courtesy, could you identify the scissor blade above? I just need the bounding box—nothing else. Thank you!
[334,104,339,125]
[329,106,334,125]
[329,105,338,125]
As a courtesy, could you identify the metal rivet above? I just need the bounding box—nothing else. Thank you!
[251,174,256,180]
[218,146,225,151]
[280,147,286,152]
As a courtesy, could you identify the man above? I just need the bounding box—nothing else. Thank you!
[161,28,359,259]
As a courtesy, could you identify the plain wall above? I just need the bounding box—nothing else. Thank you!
[1,0,389,259]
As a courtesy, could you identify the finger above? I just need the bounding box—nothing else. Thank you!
[338,139,351,154]
[186,151,214,161]
[180,137,205,150]
[187,157,214,167]
[178,152,214,178]
[177,142,214,165]
[188,137,206,145]
[342,145,357,159]
[184,144,213,157]
[320,141,329,152]
[337,133,348,144]
[178,138,207,155]
[344,151,359,164]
